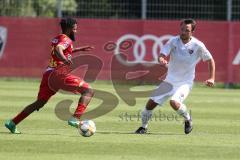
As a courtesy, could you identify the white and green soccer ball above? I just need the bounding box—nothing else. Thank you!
[78,120,96,137]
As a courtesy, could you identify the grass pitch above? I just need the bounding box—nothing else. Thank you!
[0,79,240,160]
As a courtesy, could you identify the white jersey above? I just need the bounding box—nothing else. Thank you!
[161,36,212,86]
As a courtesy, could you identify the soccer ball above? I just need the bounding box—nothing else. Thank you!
[78,120,96,137]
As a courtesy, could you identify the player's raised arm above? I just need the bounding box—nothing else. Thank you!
[205,58,215,87]
[73,46,94,53]
[158,36,173,67]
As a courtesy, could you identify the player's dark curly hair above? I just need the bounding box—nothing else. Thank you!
[60,18,77,33]
[180,18,196,32]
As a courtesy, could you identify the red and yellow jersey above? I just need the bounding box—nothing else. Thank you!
[48,34,73,68]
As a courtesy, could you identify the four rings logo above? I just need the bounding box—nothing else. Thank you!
[114,34,173,66]
[0,26,7,59]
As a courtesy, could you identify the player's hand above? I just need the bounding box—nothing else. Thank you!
[158,57,168,66]
[80,46,94,51]
[205,78,215,87]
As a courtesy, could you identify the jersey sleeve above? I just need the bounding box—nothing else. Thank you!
[160,37,174,56]
[198,43,213,61]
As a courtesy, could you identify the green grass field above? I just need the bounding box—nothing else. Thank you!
[0,79,240,160]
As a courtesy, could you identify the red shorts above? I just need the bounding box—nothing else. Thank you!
[37,69,90,101]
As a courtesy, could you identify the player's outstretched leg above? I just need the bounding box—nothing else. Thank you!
[5,99,47,134]
[135,99,158,134]
[68,88,94,128]
[170,100,192,134]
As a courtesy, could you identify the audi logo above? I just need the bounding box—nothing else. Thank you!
[113,34,173,66]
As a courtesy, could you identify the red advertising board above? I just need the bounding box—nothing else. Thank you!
[0,17,239,83]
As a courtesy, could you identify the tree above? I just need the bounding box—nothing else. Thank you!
[0,0,77,17]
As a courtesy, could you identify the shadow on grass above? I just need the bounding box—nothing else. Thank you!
[0,131,66,136]
[0,131,14,135]
[96,131,184,136]
[0,130,184,136]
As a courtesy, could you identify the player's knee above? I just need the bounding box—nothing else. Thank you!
[169,100,180,110]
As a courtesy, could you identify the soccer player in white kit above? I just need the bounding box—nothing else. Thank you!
[135,19,215,134]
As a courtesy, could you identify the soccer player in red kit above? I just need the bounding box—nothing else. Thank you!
[5,18,94,134]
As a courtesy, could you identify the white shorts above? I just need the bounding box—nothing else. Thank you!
[150,81,192,106]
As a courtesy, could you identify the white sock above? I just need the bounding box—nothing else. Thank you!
[176,103,191,121]
[141,108,153,128]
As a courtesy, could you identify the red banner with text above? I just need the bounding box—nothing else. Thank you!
[0,17,239,83]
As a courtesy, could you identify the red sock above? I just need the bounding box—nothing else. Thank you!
[73,103,87,119]
[12,111,30,125]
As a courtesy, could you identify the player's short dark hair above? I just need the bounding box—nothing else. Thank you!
[60,18,77,32]
[180,19,196,32]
